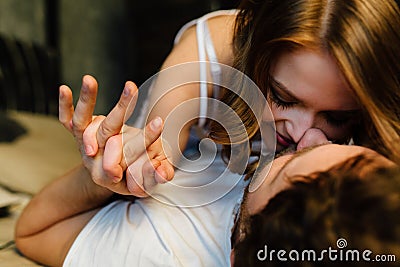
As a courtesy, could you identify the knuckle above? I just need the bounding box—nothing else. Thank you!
[144,127,156,144]
[108,135,121,146]
[124,143,143,160]
[144,131,157,148]
[102,162,113,174]
[79,91,92,104]
[101,122,114,136]
[71,118,84,132]
[116,99,128,111]
[98,123,114,142]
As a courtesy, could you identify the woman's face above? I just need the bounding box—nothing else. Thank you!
[265,48,361,152]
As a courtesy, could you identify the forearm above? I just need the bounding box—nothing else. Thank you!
[15,163,114,239]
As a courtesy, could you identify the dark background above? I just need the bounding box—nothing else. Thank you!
[0,0,238,114]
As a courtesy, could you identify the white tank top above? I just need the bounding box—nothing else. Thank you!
[174,9,237,127]
[63,142,246,267]
[63,10,248,267]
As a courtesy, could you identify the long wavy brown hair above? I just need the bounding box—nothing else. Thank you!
[210,0,400,165]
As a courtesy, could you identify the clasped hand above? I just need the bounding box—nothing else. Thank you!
[59,75,174,197]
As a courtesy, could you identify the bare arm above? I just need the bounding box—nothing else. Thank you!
[15,77,166,266]
[15,164,112,266]
[142,14,236,164]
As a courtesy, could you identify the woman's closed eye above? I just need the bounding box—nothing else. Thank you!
[269,80,297,109]
[267,76,361,128]
[322,111,360,128]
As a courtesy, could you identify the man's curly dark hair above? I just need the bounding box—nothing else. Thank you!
[234,155,400,267]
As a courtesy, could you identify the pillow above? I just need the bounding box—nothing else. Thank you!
[0,111,81,195]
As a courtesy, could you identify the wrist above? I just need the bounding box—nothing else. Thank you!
[78,164,115,208]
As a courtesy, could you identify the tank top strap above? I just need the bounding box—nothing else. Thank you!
[174,10,237,127]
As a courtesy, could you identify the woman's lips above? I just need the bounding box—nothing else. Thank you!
[276,132,293,147]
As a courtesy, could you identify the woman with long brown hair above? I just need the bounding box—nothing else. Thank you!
[214,0,400,165]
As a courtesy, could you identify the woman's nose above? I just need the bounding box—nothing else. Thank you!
[286,111,315,144]
[296,128,330,151]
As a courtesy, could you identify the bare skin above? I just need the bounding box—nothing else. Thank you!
[15,80,170,266]
[15,13,366,267]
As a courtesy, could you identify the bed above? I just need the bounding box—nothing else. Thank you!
[0,111,81,266]
[0,33,81,266]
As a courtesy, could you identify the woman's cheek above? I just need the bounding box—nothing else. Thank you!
[322,124,354,143]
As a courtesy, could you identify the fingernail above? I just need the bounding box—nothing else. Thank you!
[150,117,162,131]
[82,83,89,93]
[123,86,130,97]
[85,145,94,155]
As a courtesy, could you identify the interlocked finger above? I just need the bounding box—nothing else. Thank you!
[122,117,164,168]
[103,134,124,182]
[82,116,106,156]
[126,156,148,197]
[96,81,138,150]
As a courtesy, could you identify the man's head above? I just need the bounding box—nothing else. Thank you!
[246,144,395,215]
[233,144,399,266]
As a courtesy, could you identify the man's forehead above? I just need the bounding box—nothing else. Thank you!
[273,144,392,184]
[270,144,324,184]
